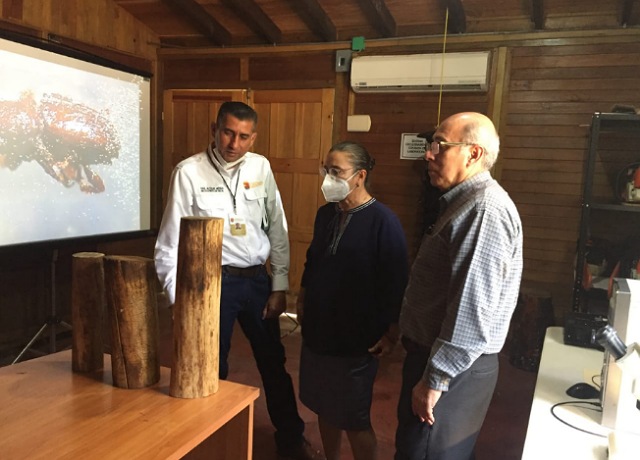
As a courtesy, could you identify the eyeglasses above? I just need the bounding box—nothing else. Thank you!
[427,141,475,155]
[319,166,355,178]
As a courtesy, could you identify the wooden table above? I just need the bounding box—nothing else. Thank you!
[0,350,259,459]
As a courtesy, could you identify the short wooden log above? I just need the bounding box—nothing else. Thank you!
[170,217,223,399]
[71,252,106,373]
[104,255,160,389]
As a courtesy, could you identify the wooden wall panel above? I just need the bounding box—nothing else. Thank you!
[1,0,158,60]
[249,54,335,81]
[162,53,337,90]
[163,58,243,89]
[350,92,488,253]
[0,257,48,355]
[500,42,640,317]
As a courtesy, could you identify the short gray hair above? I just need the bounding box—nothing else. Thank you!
[459,119,500,170]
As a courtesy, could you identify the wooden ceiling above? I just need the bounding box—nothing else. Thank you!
[113,0,640,48]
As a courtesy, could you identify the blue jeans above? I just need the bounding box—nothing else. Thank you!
[219,269,304,452]
[395,349,499,460]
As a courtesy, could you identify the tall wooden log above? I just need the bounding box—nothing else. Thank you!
[170,217,223,399]
[104,255,160,389]
[71,252,105,373]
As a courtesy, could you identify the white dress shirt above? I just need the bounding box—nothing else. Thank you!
[155,145,290,304]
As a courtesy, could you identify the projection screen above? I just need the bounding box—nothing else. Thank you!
[0,35,151,249]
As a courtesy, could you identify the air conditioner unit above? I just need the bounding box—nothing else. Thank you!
[350,51,490,93]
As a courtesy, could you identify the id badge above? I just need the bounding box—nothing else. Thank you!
[229,214,247,236]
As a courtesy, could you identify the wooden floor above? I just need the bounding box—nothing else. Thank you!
[156,306,537,460]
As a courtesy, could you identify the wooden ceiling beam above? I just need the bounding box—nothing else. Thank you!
[286,0,337,42]
[220,0,282,44]
[531,0,545,29]
[357,0,396,37]
[620,0,635,26]
[444,0,466,34]
[162,0,232,45]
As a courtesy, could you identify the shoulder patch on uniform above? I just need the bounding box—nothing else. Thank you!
[244,180,263,189]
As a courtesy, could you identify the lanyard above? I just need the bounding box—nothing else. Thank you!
[207,151,241,214]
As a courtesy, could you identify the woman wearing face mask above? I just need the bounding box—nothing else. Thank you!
[297,141,409,460]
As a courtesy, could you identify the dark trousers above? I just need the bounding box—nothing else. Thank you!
[395,346,499,460]
[219,269,304,452]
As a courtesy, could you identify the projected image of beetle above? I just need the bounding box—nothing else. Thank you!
[0,91,120,194]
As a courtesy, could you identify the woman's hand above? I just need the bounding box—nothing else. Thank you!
[368,323,400,357]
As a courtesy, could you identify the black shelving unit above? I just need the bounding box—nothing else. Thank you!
[572,112,640,313]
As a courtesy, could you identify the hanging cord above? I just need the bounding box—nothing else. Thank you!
[436,8,450,127]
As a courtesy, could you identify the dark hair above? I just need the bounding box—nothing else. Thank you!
[329,141,376,190]
[216,101,258,129]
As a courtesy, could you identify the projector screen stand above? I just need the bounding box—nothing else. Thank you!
[12,249,72,364]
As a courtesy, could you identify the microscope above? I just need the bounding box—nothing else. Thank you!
[595,279,640,458]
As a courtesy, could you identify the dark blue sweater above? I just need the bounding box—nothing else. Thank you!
[301,199,409,355]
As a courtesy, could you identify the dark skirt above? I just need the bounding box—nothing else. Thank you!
[299,344,379,431]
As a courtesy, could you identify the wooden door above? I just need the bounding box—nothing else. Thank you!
[162,89,247,205]
[251,89,335,306]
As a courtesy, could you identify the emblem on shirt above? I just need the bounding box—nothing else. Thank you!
[200,186,225,193]
[242,180,263,189]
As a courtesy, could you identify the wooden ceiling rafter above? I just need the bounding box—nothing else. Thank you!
[620,0,635,26]
[286,0,337,42]
[531,0,545,30]
[357,0,396,37]
[444,0,466,34]
[162,0,232,45]
[220,0,281,44]
[112,0,640,48]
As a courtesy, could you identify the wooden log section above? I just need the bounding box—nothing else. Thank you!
[71,252,106,373]
[104,255,160,389]
[170,217,223,399]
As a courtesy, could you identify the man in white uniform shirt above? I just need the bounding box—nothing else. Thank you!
[155,101,323,460]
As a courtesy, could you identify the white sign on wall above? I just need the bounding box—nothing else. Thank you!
[400,133,427,160]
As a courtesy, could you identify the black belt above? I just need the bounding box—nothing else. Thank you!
[222,265,266,278]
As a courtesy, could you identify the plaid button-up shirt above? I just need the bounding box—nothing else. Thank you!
[399,171,523,391]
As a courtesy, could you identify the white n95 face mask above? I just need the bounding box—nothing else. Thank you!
[321,172,356,202]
